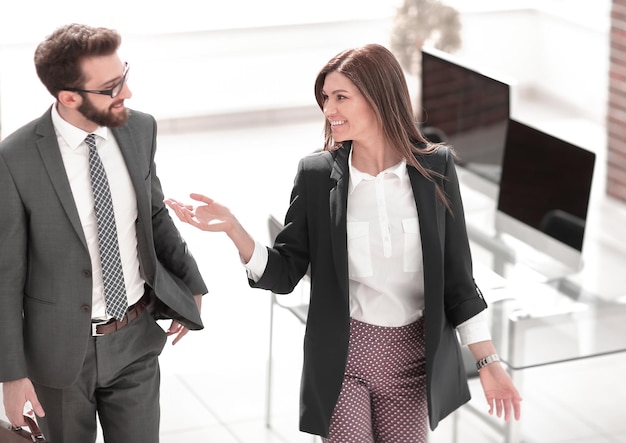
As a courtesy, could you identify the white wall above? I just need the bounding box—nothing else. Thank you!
[454,5,609,125]
[0,2,610,137]
[0,0,400,137]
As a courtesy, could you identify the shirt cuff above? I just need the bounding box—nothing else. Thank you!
[243,240,269,282]
[456,310,491,346]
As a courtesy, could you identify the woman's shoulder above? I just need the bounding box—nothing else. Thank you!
[299,145,347,169]
[414,142,454,170]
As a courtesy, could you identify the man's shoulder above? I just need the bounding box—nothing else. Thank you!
[126,109,156,128]
[117,110,157,145]
[0,112,50,154]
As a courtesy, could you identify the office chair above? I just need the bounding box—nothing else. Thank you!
[539,209,586,251]
[265,214,312,438]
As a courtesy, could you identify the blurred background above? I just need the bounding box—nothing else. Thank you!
[0,0,611,139]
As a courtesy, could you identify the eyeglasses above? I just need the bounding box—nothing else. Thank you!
[63,62,129,98]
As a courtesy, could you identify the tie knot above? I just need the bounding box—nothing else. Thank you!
[85,133,97,151]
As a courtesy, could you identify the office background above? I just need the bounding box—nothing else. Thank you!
[1,1,625,442]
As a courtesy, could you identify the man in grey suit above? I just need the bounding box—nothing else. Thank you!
[0,23,207,442]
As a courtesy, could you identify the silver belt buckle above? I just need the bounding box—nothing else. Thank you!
[91,319,108,337]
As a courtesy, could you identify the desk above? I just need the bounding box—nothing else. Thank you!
[481,280,626,442]
[463,187,626,441]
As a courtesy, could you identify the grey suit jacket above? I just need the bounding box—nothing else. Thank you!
[251,142,487,436]
[0,107,207,388]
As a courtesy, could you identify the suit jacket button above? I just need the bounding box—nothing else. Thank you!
[81,305,91,313]
[82,270,92,278]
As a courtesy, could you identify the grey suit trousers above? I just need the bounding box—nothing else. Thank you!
[33,310,167,443]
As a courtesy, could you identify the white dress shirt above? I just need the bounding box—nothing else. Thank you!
[51,104,145,320]
[245,151,490,345]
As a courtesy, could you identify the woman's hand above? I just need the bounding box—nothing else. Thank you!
[478,362,523,421]
[164,193,236,233]
[164,193,256,262]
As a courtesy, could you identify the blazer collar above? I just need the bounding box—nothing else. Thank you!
[330,142,440,229]
[407,160,444,294]
[111,122,152,228]
[329,143,351,297]
[50,104,108,150]
[35,107,89,249]
[34,107,149,250]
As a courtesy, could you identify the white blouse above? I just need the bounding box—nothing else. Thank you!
[346,154,424,326]
[245,151,490,345]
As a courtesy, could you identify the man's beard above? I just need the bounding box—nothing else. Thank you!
[78,95,129,128]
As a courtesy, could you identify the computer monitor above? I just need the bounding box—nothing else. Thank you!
[420,47,513,199]
[495,119,596,276]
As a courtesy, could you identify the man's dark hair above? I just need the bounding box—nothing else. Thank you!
[34,23,121,97]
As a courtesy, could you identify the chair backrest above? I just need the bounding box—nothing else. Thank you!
[268,214,283,243]
[266,214,310,323]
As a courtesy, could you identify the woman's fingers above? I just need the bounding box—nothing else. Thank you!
[190,193,214,204]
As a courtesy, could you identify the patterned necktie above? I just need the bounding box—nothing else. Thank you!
[85,133,128,321]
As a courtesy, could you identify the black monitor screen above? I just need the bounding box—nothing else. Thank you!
[421,48,511,185]
[497,119,596,255]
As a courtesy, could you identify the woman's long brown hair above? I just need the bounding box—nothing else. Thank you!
[314,44,453,211]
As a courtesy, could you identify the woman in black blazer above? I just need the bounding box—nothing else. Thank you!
[166,44,521,442]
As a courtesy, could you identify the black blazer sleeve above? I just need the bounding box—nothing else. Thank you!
[439,148,487,325]
[250,151,330,294]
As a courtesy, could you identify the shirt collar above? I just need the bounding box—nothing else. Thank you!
[51,103,109,151]
[348,148,408,195]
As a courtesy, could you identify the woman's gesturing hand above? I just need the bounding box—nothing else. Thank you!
[164,193,256,262]
[164,193,235,233]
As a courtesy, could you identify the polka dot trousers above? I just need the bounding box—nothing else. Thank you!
[323,317,428,443]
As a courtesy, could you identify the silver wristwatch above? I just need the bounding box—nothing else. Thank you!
[476,354,500,371]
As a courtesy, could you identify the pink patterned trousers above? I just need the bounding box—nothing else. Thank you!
[323,316,428,443]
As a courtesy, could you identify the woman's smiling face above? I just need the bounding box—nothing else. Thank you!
[321,71,379,144]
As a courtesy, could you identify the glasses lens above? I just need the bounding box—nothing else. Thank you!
[111,65,129,98]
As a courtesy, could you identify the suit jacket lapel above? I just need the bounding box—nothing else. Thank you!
[407,163,444,308]
[111,125,151,227]
[329,144,350,297]
[33,110,152,258]
[35,110,88,249]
